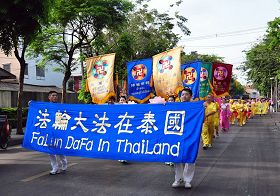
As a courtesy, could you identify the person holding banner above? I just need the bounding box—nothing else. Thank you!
[165,95,176,166]
[118,95,128,164]
[201,94,218,149]
[172,88,195,189]
[48,91,68,175]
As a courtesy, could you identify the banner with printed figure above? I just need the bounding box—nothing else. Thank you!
[199,62,213,99]
[181,60,202,100]
[23,101,205,163]
[86,53,116,104]
[152,47,183,99]
[127,58,153,103]
[212,63,233,97]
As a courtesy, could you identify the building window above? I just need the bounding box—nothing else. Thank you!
[3,63,11,72]
[36,65,45,80]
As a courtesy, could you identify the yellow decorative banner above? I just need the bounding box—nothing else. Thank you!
[152,47,183,99]
[86,53,116,104]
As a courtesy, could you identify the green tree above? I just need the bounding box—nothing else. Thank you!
[229,76,245,97]
[78,0,191,102]
[242,39,279,95]
[28,0,133,103]
[0,0,51,134]
[267,17,280,50]
[242,17,280,96]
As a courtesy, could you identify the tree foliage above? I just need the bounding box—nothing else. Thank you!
[229,75,245,97]
[241,17,280,96]
[78,0,191,102]
[0,0,52,134]
[267,17,280,49]
[28,0,133,103]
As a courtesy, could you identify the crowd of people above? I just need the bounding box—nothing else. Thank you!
[47,89,272,189]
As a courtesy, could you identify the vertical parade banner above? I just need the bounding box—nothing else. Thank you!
[211,63,233,97]
[199,62,213,99]
[127,58,153,103]
[152,47,183,99]
[86,53,116,104]
[181,60,202,100]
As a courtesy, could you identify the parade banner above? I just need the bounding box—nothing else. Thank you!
[199,62,213,99]
[181,61,202,100]
[23,101,205,163]
[127,58,153,103]
[86,53,116,104]
[211,63,233,97]
[153,47,183,99]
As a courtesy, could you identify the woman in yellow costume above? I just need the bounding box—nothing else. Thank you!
[236,99,245,126]
[229,99,238,125]
[250,99,256,118]
[241,100,248,125]
[256,99,264,116]
[263,100,269,115]
[202,94,218,149]
[213,99,220,137]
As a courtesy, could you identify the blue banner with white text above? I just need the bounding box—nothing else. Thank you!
[23,101,205,163]
[181,61,202,100]
[127,58,153,103]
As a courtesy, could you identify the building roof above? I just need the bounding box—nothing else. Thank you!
[0,81,74,93]
[0,68,16,80]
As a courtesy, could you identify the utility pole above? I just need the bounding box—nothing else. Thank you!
[271,78,273,100]
[276,77,278,112]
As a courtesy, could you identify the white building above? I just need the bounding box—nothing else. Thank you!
[0,51,64,87]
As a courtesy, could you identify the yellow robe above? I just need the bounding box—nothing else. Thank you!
[214,102,220,133]
[251,101,256,117]
[235,103,245,126]
[201,102,217,145]
[230,102,237,125]
[263,102,269,115]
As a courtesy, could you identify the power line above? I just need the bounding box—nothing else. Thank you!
[180,26,266,42]
[183,40,258,49]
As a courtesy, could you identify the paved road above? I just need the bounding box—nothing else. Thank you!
[1,113,280,196]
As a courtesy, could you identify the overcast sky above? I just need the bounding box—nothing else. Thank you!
[148,0,280,84]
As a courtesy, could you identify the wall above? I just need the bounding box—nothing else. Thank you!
[0,51,20,80]
[0,91,12,107]
[24,58,64,88]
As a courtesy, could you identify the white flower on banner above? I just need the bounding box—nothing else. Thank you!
[52,110,71,130]
[71,111,88,132]
[92,112,111,134]
[136,111,158,134]
[34,109,51,128]
[114,112,135,134]
[164,111,185,135]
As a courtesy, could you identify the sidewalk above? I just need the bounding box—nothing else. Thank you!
[9,127,25,146]
[270,112,280,131]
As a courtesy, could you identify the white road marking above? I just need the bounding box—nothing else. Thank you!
[21,163,78,182]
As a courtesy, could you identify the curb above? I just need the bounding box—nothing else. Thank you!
[9,136,24,146]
